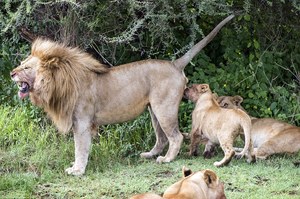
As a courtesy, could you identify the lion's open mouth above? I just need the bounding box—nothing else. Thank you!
[17,82,30,99]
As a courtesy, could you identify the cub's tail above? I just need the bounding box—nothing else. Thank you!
[236,111,254,163]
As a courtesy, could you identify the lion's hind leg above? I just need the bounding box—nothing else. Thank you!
[148,81,185,163]
[150,105,183,163]
[140,107,168,159]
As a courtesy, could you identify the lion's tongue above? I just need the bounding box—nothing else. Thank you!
[18,91,29,99]
[18,82,29,99]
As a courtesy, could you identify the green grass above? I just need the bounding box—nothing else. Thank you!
[0,105,299,198]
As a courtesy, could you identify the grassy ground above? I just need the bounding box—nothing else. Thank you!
[0,106,299,198]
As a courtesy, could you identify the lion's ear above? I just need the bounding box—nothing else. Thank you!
[233,95,243,106]
[42,57,60,69]
[203,169,218,187]
[182,166,192,177]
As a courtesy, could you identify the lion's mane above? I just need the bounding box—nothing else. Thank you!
[31,39,108,133]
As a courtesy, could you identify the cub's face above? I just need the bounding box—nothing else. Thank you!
[10,56,40,99]
[184,84,211,102]
[184,84,219,104]
[217,96,244,110]
[184,84,201,102]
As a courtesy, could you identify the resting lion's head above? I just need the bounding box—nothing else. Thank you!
[11,38,108,133]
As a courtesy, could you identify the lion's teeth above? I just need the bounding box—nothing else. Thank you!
[17,82,22,88]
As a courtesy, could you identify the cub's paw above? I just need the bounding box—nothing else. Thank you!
[65,166,85,176]
[189,150,199,157]
[203,150,214,159]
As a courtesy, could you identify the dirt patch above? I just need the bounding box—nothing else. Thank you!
[254,175,269,185]
[272,190,299,196]
[226,182,244,192]
[156,170,175,178]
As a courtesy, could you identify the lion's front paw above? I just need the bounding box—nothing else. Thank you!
[156,156,171,164]
[65,166,85,176]
[140,152,154,159]
[213,161,224,167]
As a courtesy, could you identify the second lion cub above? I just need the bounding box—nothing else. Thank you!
[189,84,254,167]
[217,95,300,159]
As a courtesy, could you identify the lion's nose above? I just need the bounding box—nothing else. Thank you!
[10,71,16,78]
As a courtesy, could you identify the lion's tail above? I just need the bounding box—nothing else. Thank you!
[236,114,252,159]
[173,14,235,71]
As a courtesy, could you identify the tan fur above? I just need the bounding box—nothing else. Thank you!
[11,15,234,175]
[130,167,226,199]
[188,84,254,167]
[217,95,300,159]
[217,96,245,111]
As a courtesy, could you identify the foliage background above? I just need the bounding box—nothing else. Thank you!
[0,0,300,198]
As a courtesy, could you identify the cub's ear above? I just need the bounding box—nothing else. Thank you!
[203,169,218,187]
[233,95,243,106]
[182,166,192,177]
[42,57,60,69]
[198,84,210,93]
[217,96,225,104]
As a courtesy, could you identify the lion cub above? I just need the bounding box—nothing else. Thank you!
[217,95,300,159]
[189,84,254,167]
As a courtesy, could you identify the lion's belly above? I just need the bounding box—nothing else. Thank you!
[95,102,148,125]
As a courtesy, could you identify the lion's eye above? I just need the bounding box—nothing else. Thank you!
[223,103,228,108]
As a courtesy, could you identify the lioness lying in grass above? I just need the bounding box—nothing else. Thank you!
[130,167,226,199]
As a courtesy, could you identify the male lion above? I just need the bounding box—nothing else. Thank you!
[188,84,254,167]
[11,15,234,175]
[130,167,226,199]
[217,95,300,159]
